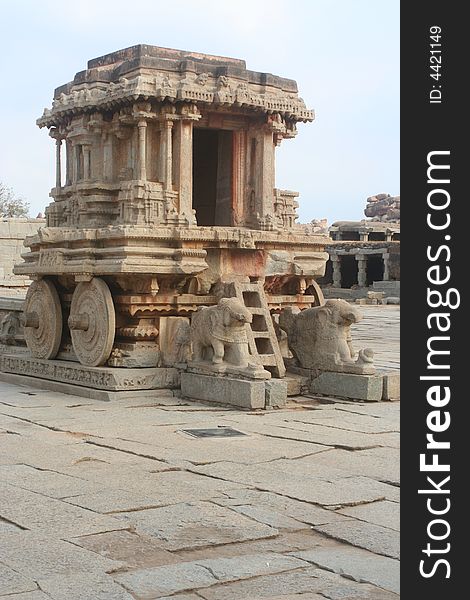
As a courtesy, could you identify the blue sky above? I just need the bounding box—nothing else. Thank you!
[0,0,399,223]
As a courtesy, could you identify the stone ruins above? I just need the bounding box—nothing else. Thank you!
[0,45,396,404]
[320,194,400,302]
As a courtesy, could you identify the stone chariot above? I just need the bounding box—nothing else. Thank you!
[12,45,329,401]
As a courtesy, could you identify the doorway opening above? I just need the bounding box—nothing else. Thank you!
[340,255,358,288]
[192,128,233,226]
[366,254,385,285]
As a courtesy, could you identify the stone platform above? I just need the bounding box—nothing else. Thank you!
[0,354,179,401]
[181,372,288,410]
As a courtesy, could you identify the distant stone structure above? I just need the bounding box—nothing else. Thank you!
[319,194,400,300]
[0,218,45,296]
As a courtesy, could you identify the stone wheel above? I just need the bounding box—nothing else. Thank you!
[308,280,325,307]
[69,278,115,367]
[23,279,63,359]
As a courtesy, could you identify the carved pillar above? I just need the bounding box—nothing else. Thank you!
[331,255,341,288]
[257,127,275,219]
[360,232,369,242]
[383,252,390,281]
[137,119,147,181]
[159,120,173,191]
[65,140,72,186]
[103,135,113,181]
[356,255,367,287]
[83,145,91,180]
[55,138,62,188]
[173,119,193,217]
[232,130,246,226]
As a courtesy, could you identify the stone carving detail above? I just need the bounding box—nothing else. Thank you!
[23,279,63,360]
[279,299,375,374]
[68,277,116,366]
[190,297,265,377]
[365,193,400,222]
[0,312,23,346]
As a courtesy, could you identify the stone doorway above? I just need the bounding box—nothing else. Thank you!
[192,128,233,226]
[366,254,385,285]
[340,255,358,288]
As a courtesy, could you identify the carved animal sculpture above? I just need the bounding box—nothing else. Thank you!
[190,297,252,367]
[279,299,375,374]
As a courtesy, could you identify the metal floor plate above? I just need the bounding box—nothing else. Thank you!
[180,427,247,439]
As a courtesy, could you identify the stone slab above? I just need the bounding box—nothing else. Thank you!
[0,564,38,596]
[38,574,134,600]
[338,500,399,531]
[292,546,400,594]
[115,500,278,550]
[382,372,400,400]
[265,379,288,407]
[314,520,400,559]
[74,530,181,570]
[181,372,265,409]
[0,531,122,579]
[0,354,179,391]
[310,372,383,401]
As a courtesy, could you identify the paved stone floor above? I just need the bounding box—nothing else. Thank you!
[0,307,400,599]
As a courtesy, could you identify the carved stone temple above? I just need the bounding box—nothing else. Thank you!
[4,44,335,406]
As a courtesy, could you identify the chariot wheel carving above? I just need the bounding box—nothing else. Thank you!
[68,277,115,367]
[307,280,325,307]
[23,279,63,359]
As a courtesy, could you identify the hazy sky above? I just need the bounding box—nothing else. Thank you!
[0,0,399,224]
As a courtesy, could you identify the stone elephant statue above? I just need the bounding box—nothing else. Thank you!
[279,299,374,374]
[190,297,253,368]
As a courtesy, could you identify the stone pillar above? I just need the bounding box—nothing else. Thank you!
[103,135,113,181]
[383,253,390,281]
[137,120,147,181]
[360,232,369,242]
[55,138,62,188]
[356,255,367,287]
[66,140,72,186]
[331,255,341,287]
[173,119,193,216]
[83,145,91,180]
[258,127,275,218]
[232,130,246,226]
[159,120,173,191]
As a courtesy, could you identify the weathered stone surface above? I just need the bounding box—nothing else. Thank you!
[0,564,38,596]
[0,463,106,499]
[292,546,399,594]
[338,500,399,531]
[0,593,50,600]
[0,531,122,579]
[116,501,278,550]
[310,372,383,401]
[314,520,400,559]
[0,483,129,537]
[307,447,400,486]
[196,567,398,600]
[115,562,217,598]
[382,372,400,400]
[195,552,309,582]
[73,530,181,569]
[215,489,350,526]
[181,372,265,409]
[265,379,288,407]
[38,573,134,600]
[194,462,398,505]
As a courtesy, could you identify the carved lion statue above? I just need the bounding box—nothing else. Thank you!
[279,299,375,374]
[190,297,253,367]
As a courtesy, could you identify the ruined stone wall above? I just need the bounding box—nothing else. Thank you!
[0,219,46,296]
